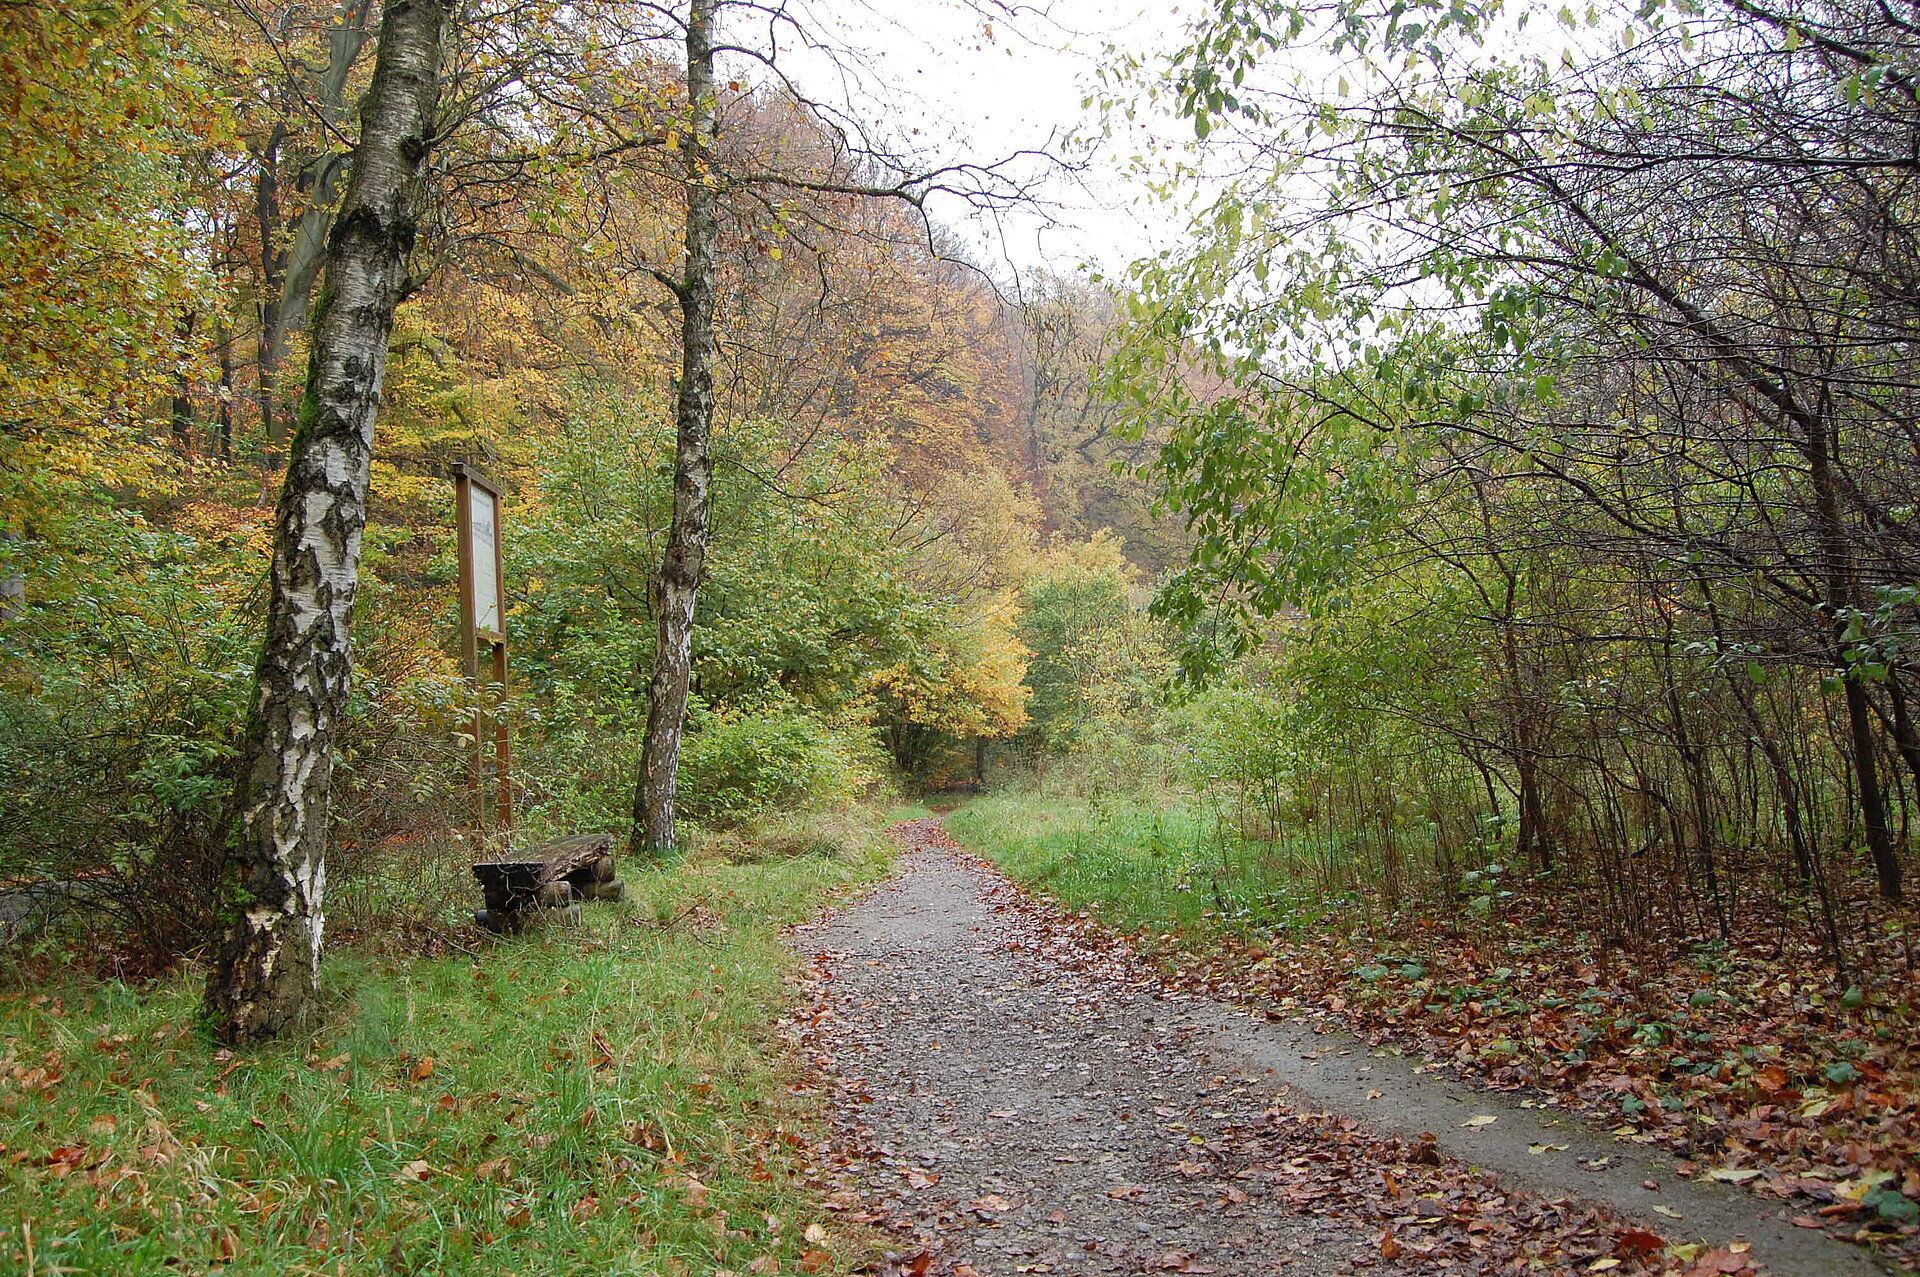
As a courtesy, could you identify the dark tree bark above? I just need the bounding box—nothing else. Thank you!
[252,121,287,446]
[170,309,196,451]
[631,0,719,860]
[255,0,375,448]
[206,0,450,1043]
[216,321,234,461]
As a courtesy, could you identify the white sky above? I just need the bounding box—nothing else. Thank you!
[760,0,1202,280]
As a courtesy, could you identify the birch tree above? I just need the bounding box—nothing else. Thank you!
[206,0,451,1042]
[613,0,1055,858]
[632,0,720,860]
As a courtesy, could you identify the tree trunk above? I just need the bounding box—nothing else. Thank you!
[0,529,22,622]
[205,0,449,1043]
[1805,430,1903,901]
[256,1,375,449]
[216,321,234,461]
[1882,676,1920,813]
[170,309,197,451]
[631,0,720,861]
[253,124,287,446]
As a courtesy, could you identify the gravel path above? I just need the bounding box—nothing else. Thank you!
[792,820,1890,1276]
[797,823,1359,1275]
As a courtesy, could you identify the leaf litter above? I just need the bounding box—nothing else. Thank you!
[787,820,1783,1276]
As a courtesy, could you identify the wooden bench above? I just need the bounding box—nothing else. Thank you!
[472,833,623,934]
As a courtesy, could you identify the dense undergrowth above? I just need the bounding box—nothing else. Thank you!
[0,818,895,1276]
[950,787,1920,1265]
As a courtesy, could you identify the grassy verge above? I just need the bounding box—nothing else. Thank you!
[946,789,1341,939]
[950,789,1920,1256]
[1,815,894,1276]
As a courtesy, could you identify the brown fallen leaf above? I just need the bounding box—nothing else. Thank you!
[411,1056,435,1081]
[798,1249,831,1274]
[1380,1231,1403,1260]
[904,1168,940,1189]
[395,1159,434,1182]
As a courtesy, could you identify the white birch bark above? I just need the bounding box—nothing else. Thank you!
[632,0,720,860]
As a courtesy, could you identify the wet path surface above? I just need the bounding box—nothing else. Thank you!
[790,820,1888,1276]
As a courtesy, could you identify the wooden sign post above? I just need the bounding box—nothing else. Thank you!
[453,462,512,830]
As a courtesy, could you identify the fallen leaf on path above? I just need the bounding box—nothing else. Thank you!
[1461,1115,1499,1128]
[1650,1205,1682,1219]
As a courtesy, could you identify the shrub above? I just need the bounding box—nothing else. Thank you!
[678,710,872,827]
[0,515,253,967]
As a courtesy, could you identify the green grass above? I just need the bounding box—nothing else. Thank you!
[1,830,892,1276]
[947,789,1339,939]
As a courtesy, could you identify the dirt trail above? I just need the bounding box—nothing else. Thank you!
[792,820,1890,1277]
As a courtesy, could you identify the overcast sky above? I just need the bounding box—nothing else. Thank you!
[762,0,1201,280]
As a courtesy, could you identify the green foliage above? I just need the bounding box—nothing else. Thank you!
[0,507,255,957]
[1011,534,1179,768]
[679,708,874,828]
[508,379,1024,826]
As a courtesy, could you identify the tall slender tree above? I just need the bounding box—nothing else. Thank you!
[621,0,1055,858]
[632,0,719,860]
[206,0,452,1042]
